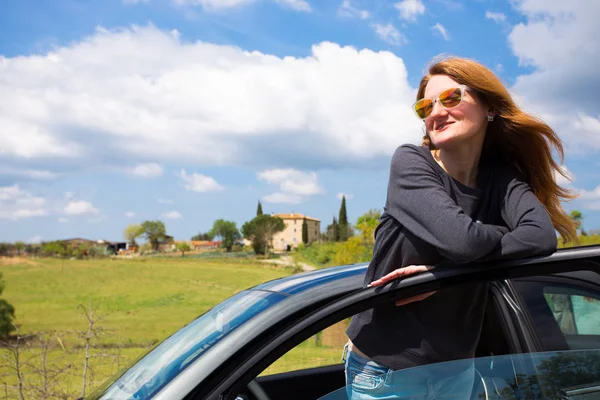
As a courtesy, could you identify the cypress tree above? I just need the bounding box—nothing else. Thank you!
[338,196,348,241]
[332,217,339,242]
[256,201,263,216]
[302,217,309,244]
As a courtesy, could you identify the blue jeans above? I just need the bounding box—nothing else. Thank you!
[342,344,475,399]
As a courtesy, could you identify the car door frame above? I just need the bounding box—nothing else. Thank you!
[157,246,600,400]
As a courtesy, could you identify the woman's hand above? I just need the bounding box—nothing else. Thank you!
[367,265,436,306]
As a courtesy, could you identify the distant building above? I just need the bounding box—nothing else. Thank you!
[158,235,175,252]
[190,240,221,250]
[272,213,320,251]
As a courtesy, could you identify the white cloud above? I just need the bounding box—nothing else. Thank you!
[258,168,322,204]
[157,198,173,204]
[0,167,60,180]
[372,24,406,46]
[579,185,600,211]
[128,163,164,178]
[173,0,309,11]
[0,185,47,220]
[180,170,224,192]
[395,0,425,21]
[172,0,254,9]
[0,25,420,170]
[432,23,449,40]
[65,192,76,199]
[64,201,99,215]
[508,0,600,153]
[337,192,354,200]
[58,217,69,223]
[125,211,136,218]
[162,210,183,219]
[554,166,574,186]
[27,236,43,244]
[338,0,370,19]
[263,193,303,204]
[275,0,311,12]
[258,169,322,195]
[485,11,506,23]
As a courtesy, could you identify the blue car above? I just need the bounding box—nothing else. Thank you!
[89,245,600,399]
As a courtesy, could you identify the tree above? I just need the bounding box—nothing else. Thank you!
[326,217,339,242]
[141,220,167,251]
[14,241,25,256]
[191,232,214,241]
[41,241,68,258]
[256,201,263,216]
[0,272,16,338]
[0,243,12,257]
[176,242,191,257]
[338,196,350,242]
[123,224,144,248]
[570,210,584,235]
[242,215,285,256]
[302,217,309,244]
[355,209,381,245]
[210,219,241,252]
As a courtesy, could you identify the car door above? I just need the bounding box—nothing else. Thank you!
[512,267,600,352]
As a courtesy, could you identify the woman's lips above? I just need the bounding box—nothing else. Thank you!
[434,121,453,132]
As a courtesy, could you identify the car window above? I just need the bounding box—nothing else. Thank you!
[260,319,349,376]
[545,290,600,335]
[513,273,600,352]
[319,350,600,400]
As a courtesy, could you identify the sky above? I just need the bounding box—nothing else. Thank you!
[1,0,600,243]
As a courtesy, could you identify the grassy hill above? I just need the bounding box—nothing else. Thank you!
[0,256,294,398]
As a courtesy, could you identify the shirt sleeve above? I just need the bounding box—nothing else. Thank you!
[386,145,506,263]
[480,167,558,260]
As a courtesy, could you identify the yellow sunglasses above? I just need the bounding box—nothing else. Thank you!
[413,85,470,120]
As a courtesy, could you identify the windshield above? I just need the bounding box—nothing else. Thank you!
[320,349,600,399]
[90,289,287,399]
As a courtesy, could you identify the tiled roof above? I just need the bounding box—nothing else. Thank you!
[273,213,320,222]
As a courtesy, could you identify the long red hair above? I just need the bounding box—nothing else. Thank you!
[417,56,577,242]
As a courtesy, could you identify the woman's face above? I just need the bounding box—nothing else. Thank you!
[423,75,489,150]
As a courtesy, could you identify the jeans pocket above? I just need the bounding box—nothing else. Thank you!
[345,351,388,391]
[348,369,385,391]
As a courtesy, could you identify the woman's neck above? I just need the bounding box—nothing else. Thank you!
[432,145,483,188]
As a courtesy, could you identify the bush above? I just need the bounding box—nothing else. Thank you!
[560,235,600,248]
[294,240,373,268]
[0,272,15,338]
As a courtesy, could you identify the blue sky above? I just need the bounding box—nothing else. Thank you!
[1,0,600,243]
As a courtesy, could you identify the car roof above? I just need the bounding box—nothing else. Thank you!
[252,262,368,295]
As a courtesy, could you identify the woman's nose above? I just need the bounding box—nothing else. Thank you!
[429,100,447,118]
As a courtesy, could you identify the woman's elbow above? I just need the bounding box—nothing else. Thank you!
[538,229,558,254]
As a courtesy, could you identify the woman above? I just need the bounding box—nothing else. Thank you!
[343,56,577,399]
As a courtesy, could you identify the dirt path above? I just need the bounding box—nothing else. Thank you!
[0,256,40,266]
[261,254,316,272]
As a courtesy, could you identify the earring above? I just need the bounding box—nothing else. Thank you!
[488,114,495,122]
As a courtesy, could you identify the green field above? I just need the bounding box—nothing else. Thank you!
[1,256,339,399]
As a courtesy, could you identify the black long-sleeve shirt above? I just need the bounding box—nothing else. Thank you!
[346,144,557,370]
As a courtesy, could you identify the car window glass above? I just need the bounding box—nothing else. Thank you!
[545,289,600,335]
[319,350,600,400]
[91,290,287,400]
[514,273,600,352]
[260,318,349,376]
